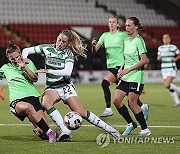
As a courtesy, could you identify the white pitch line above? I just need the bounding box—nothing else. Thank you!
[0,124,180,128]
[82,125,180,128]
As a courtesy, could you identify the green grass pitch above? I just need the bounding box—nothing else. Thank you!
[0,83,180,154]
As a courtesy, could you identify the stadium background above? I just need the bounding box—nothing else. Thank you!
[0,1,180,153]
[0,0,180,71]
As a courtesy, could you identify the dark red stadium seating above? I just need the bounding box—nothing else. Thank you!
[4,24,180,49]
[0,26,26,48]
[9,24,71,45]
[145,26,180,48]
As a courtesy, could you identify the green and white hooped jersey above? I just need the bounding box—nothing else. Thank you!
[157,44,180,70]
[34,44,74,88]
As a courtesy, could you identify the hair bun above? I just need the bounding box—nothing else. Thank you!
[139,23,144,30]
[8,40,15,48]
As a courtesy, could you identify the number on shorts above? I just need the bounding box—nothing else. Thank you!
[63,85,73,95]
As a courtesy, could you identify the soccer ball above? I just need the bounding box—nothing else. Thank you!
[64,111,82,130]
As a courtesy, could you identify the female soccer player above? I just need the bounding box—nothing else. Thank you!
[113,17,151,136]
[157,34,180,107]
[91,16,149,118]
[0,41,56,142]
[22,29,121,141]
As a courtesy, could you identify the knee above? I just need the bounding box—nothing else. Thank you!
[113,97,123,108]
[113,97,119,107]
[23,104,34,115]
[41,96,54,109]
[128,101,137,110]
[101,79,110,89]
[41,99,48,108]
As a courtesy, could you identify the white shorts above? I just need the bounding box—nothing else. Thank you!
[45,83,77,102]
[161,69,177,80]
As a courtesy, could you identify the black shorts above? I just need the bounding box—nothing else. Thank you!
[108,66,122,77]
[116,80,144,95]
[10,96,43,121]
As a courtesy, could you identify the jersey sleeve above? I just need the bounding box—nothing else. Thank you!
[137,38,147,55]
[157,46,161,56]
[34,44,45,54]
[122,32,129,39]
[65,49,74,63]
[22,45,44,58]
[27,60,37,73]
[48,62,73,76]
[173,45,180,55]
[98,33,106,46]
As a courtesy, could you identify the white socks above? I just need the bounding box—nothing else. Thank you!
[48,108,70,132]
[105,108,113,112]
[170,83,180,93]
[87,111,111,132]
[169,83,180,106]
[141,104,146,111]
[169,91,180,106]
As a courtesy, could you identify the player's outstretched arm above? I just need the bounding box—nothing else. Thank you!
[22,47,36,58]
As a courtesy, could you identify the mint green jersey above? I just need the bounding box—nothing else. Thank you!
[98,31,128,68]
[33,44,74,88]
[122,35,147,84]
[0,60,40,103]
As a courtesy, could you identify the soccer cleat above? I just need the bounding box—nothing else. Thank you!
[122,121,137,136]
[56,130,72,142]
[47,130,56,143]
[107,125,121,140]
[141,104,149,120]
[100,108,113,117]
[33,128,48,140]
[0,87,5,100]
[139,128,151,136]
